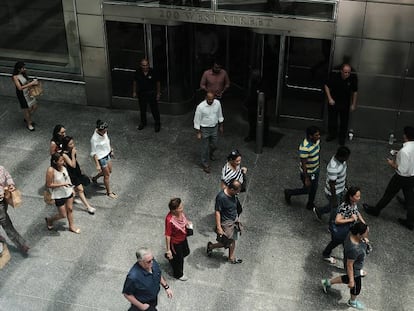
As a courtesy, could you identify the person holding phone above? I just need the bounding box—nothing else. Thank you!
[45,153,80,234]
[12,61,39,131]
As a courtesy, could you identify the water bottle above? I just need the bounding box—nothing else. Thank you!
[388,133,394,145]
[348,129,354,141]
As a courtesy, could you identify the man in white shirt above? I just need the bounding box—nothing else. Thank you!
[364,126,414,230]
[193,92,224,173]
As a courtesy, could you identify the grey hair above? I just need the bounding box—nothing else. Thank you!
[136,247,152,261]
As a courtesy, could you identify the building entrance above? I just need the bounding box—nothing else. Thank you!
[106,21,331,125]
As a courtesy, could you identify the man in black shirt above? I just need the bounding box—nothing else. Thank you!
[132,59,161,132]
[324,63,358,145]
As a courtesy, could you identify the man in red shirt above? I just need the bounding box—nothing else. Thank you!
[200,61,230,100]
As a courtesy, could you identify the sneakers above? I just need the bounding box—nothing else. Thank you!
[178,274,188,281]
[73,198,82,205]
[347,299,365,310]
[87,206,96,215]
[313,207,323,222]
[323,256,337,264]
[321,278,331,293]
[284,189,291,204]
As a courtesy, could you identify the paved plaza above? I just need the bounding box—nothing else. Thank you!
[0,96,413,311]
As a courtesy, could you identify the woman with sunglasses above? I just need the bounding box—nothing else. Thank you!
[221,149,247,191]
[49,124,66,154]
[45,153,80,234]
[90,120,117,199]
[61,136,96,215]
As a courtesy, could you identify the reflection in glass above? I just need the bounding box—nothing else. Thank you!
[0,0,81,74]
[217,0,335,20]
[106,21,145,97]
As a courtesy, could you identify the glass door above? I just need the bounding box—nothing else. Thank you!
[278,37,331,121]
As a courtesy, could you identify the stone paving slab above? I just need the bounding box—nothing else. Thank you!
[0,97,413,311]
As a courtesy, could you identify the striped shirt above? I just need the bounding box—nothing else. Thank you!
[325,156,347,196]
[299,138,320,174]
[221,162,244,186]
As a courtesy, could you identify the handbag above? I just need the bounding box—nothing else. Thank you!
[4,189,22,208]
[43,189,55,205]
[28,81,43,97]
[330,222,351,241]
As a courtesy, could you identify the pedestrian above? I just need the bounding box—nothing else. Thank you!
[0,166,30,255]
[90,120,117,199]
[11,61,39,131]
[363,126,414,230]
[193,92,224,174]
[221,149,247,192]
[284,126,321,210]
[313,146,351,222]
[164,198,191,281]
[132,58,161,132]
[123,247,173,311]
[45,153,80,234]
[207,179,243,264]
[50,124,66,154]
[61,136,96,215]
[322,186,366,264]
[200,60,230,100]
[321,222,370,310]
[324,63,358,145]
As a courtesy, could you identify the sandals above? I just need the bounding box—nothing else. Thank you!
[45,217,53,231]
[229,258,243,264]
[106,192,118,199]
[91,176,98,184]
[69,227,81,234]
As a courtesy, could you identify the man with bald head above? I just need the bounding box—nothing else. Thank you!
[133,58,161,132]
[324,63,358,145]
[207,179,243,264]
[193,92,224,173]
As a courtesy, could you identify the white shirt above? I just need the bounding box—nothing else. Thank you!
[90,130,111,159]
[396,141,414,177]
[193,99,224,130]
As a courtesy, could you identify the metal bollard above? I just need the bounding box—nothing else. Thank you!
[255,92,265,154]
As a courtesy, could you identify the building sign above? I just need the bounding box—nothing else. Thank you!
[103,3,334,38]
[159,9,275,28]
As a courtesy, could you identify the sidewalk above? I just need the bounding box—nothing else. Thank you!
[0,96,412,311]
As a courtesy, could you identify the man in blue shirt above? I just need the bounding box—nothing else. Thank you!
[123,248,173,311]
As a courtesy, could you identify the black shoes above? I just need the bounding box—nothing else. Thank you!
[137,124,146,130]
[362,203,380,216]
[398,218,414,230]
[284,189,291,205]
[154,124,161,132]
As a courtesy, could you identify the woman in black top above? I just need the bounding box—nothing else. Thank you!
[11,61,39,131]
[61,136,96,215]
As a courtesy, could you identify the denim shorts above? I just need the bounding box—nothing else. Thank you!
[98,154,111,168]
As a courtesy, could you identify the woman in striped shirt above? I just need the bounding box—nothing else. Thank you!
[221,149,247,191]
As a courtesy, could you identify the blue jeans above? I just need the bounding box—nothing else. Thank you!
[200,125,218,167]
